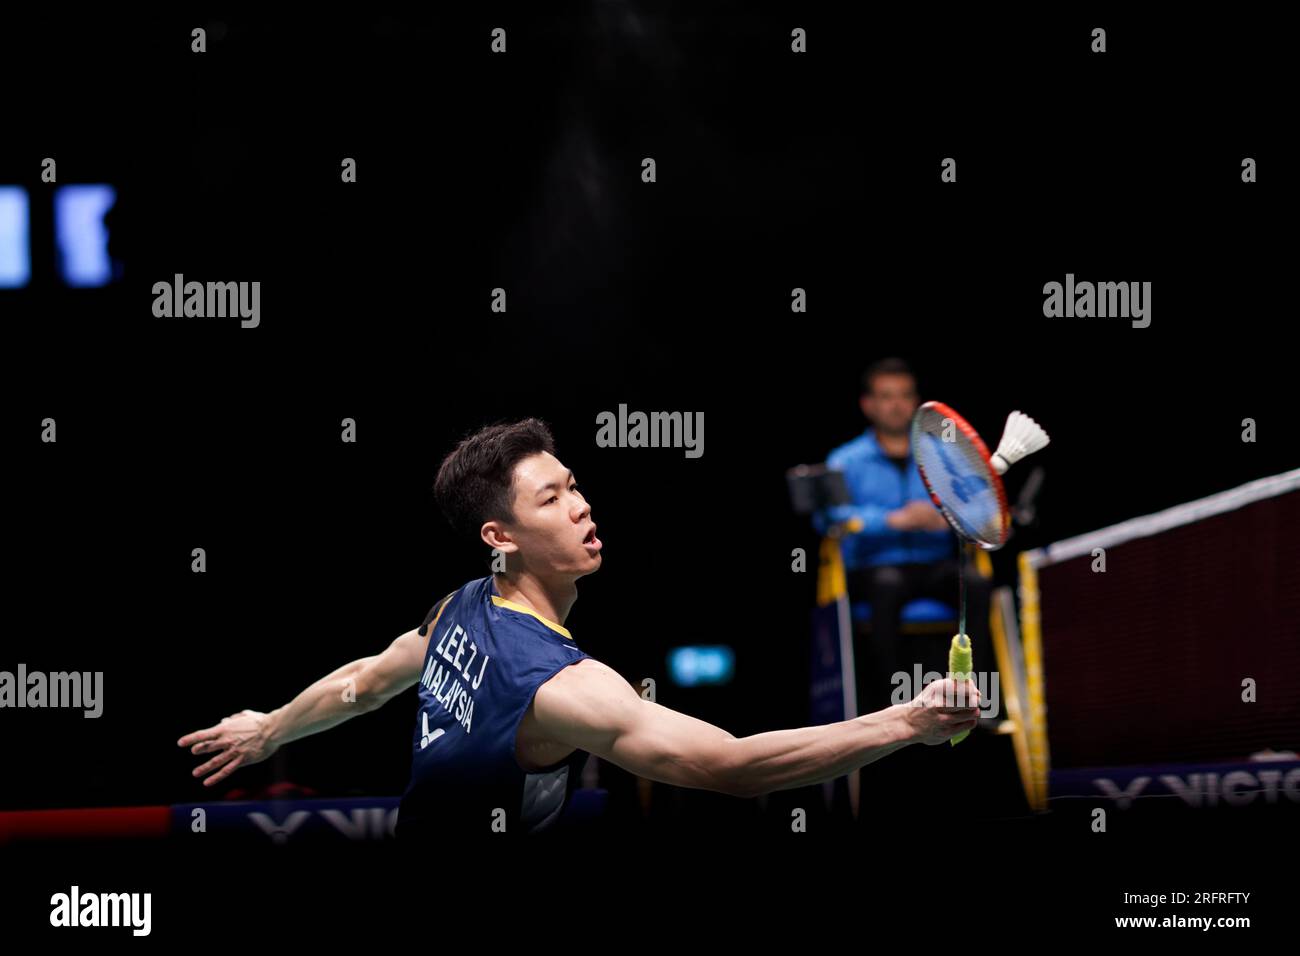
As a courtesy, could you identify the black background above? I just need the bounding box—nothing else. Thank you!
[3,4,1293,940]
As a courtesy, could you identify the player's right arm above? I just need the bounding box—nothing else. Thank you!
[176,626,430,787]
[532,659,979,800]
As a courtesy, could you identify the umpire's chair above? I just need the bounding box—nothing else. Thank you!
[849,548,994,636]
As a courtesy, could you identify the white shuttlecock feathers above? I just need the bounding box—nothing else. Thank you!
[990,411,1050,475]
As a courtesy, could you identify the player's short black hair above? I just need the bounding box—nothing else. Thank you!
[860,357,917,396]
[434,418,558,560]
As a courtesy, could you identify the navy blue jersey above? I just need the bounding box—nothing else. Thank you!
[395,575,591,836]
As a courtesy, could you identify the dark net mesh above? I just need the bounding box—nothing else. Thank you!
[1039,490,1300,767]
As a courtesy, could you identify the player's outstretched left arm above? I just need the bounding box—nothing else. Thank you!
[177,626,429,787]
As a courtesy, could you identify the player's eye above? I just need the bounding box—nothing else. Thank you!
[545,484,579,505]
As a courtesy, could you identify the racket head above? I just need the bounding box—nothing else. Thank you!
[910,400,1011,550]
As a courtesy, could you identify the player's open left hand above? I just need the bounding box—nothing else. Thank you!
[177,709,279,787]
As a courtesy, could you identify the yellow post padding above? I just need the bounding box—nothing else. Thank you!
[1017,551,1050,812]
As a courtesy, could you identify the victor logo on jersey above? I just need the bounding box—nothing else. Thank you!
[419,712,446,750]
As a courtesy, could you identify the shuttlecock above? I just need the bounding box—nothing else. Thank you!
[990,411,1050,475]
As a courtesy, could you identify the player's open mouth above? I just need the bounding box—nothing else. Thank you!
[582,526,601,550]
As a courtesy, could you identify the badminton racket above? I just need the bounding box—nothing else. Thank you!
[910,401,1049,743]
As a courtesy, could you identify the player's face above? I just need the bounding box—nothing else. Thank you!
[861,374,918,434]
[507,452,602,576]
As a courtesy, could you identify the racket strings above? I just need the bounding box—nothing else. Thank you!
[910,404,1007,548]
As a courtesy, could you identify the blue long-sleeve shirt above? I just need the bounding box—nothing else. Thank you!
[812,427,954,569]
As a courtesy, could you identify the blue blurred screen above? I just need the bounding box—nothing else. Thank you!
[55,184,117,287]
[0,186,31,287]
[667,645,736,687]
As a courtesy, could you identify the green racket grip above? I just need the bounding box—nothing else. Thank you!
[948,633,974,746]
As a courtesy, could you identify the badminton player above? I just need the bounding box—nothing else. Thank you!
[177,419,980,835]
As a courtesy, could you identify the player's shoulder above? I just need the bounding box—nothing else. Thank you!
[543,656,611,687]
[532,657,639,738]
[535,657,631,705]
